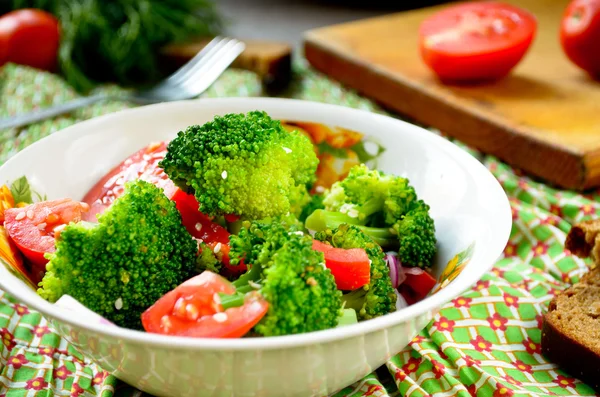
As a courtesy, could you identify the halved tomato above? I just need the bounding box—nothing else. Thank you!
[171,189,230,245]
[419,2,537,82]
[141,271,268,338]
[4,198,88,278]
[560,0,600,78]
[312,240,371,290]
[81,141,176,221]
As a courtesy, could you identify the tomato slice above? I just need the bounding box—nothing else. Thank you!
[399,269,437,304]
[171,189,231,245]
[560,0,600,78]
[3,199,88,278]
[312,240,371,290]
[81,141,177,221]
[203,241,247,277]
[418,2,537,82]
[141,271,268,338]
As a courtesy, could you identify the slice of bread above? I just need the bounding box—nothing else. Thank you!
[542,220,600,390]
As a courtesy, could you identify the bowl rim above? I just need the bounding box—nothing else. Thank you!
[0,97,512,350]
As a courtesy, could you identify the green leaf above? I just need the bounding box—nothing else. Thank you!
[10,176,33,204]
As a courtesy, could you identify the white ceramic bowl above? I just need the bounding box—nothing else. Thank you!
[0,98,511,397]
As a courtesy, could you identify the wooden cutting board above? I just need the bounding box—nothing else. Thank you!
[303,0,600,190]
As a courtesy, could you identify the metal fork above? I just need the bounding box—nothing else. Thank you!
[0,36,245,131]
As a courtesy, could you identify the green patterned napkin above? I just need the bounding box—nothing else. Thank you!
[1,61,599,397]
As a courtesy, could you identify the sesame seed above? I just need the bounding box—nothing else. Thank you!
[114,298,123,310]
[248,280,262,289]
[213,312,228,323]
[221,171,228,179]
[161,315,172,332]
[306,277,317,286]
[186,304,199,321]
[293,231,304,236]
[347,209,359,218]
[26,210,34,220]
[195,223,203,232]
[37,222,47,230]
[213,293,221,305]
[213,243,222,254]
[15,212,26,221]
[53,224,66,233]
[315,186,325,193]
[283,147,292,154]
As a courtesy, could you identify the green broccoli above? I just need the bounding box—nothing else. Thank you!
[37,180,198,329]
[159,111,319,220]
[305,164,436,268]
[314,224,396,321]
[221,219,342,336]
[195,241,221,274]
[298,192,325,223]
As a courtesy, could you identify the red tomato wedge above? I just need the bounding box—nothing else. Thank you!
[81,141,177,221]
[171,189,231,245]
[203,241,247,277]
[3,199,88,278]
[560,0,600,78]
[399,269,437,305]
[312,240,371,290]
[142,271,268,338]
[418,2,537,82]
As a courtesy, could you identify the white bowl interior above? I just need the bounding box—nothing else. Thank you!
[0,97,511,350]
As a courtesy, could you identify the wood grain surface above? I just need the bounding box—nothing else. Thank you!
[303,0,600,190]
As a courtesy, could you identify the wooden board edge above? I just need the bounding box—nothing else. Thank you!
[303,33,587,190]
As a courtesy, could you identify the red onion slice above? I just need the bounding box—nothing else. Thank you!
[385,251,406,288]
[403,266,425,276]
[394,290,408,310]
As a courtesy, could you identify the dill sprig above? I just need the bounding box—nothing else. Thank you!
[3,0,222,92]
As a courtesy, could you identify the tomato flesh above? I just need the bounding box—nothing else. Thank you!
[399,269,437,304]
[142,271,268,338]
[312,240,370,290]
[81,142,176,221]
[418,2,537,82]
[0,9,60,71]
[3,199,88,278]
[171,189,231,245]
[560,0,600,78]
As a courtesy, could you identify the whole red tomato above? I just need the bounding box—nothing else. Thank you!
[560,0,600,78]
[0,9,60,71]
[418,2,537,83]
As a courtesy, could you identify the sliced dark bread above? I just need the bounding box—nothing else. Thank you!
[542,220,600,390]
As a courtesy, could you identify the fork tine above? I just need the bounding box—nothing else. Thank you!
[184,42,246,97]
[163,36,226,85]
[177,39,245,93]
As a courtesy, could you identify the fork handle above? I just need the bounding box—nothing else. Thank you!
[0,94,111,131]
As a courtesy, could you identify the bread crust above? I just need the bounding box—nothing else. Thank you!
[541,219,600,390]
[542,316,600,391]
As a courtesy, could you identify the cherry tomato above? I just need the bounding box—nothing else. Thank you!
[0,9,60,71]
[81,142,177,221]
[171,189,231,245]
[398,268,437,304]
[3,198,88,279]
[312,240,371,290]
[142,271,268,338]
[418,2,537,83]
[560,0,600,78]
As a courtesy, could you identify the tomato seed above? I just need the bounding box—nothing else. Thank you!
[26,210,34,220]
[15,212,26,221]
[45,213,59,224]
[213,312,228,323]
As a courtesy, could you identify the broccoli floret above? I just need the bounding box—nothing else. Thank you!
[314,224,396,321]
[223,219,342,336]
[306,164,436,268]
[159,111,319,220]
[196,241,221,274]
[37,180,197,329]
[298,192,325,223]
